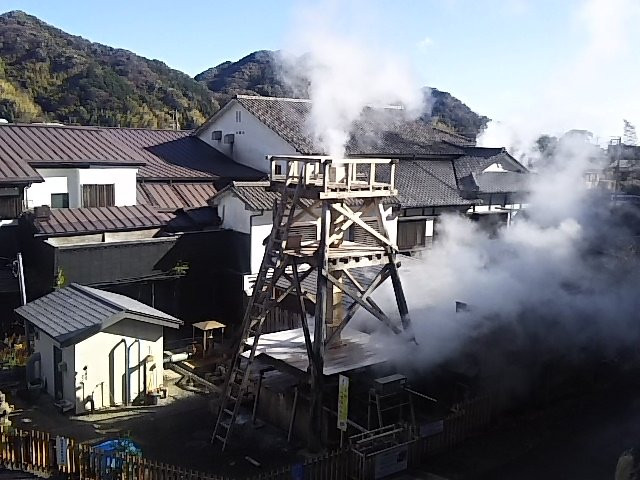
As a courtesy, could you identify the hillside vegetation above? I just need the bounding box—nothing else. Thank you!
[0,10,488,138]
[0,11,216,128]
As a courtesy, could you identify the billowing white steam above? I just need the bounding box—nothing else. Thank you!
[281,2,424,157]
[363,137,640,384]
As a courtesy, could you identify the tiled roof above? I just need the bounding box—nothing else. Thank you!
[453,149,529,195]
[15,283,181,346]
[378,160,474,208]
[0,124,263,183]
[235,95,474,156]
[211,181,396,211]
[214,181,279,211]
[30,204,174,237]
[137,182,217,210]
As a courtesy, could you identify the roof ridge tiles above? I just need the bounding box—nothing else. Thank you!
[236,94,312,103]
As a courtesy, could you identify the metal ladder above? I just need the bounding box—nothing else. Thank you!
[211,180,303,451]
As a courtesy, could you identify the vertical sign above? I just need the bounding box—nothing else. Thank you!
[55,436,68,466]
[337,374,349,431]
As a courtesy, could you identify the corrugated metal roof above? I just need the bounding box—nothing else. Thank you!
[32,204,174,237]
[234,95,474,156]
[0,124,147,167]
[15,283,181,346]
[137,182,217,210]
[0,124,263,182]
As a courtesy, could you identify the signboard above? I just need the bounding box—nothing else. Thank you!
[419,419,444,438]
[373,444,409,479]
[55,436,68,466]
[337,374,349,431]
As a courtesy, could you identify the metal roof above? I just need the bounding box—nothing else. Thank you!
[0,124,263,183]
[234,95,474,156]
[137,182,217,210]
[15,283,181,346]
[31,204,174,237]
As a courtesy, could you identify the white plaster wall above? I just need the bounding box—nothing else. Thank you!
[381,205,398,246]
[26,167,137,208]
[197,102,298,173]
[216,193,253,234]
[32,329,56,397]
[73,322,164,413]
[78,168,138,206]
[27,169,75,208]
[251,214,274,274]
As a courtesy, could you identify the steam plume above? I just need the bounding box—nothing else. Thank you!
[280,1,424,157]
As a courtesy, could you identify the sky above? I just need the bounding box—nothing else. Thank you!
[2,0,639,144]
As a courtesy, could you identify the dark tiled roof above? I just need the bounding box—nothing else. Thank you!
[235,95,474,156]
[137,182,217,210]
[211,181,396,211]
[213,181,279,211]
[0,124,263,183]
[384,160,474,208]
[453,149,529,195]
[15,283,181,346]
[31,204,174,237]
[454,149,527,179]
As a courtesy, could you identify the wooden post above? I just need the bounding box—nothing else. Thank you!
[310,202,330,451]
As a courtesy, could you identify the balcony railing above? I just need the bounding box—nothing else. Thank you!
[268,155,397,199]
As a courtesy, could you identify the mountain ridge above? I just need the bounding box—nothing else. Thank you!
[0,10,488,137]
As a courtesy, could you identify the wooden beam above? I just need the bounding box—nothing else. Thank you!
[330,203,395,248]
[326,271,401,335]
[325,266,391,346]
[292,259,315,372]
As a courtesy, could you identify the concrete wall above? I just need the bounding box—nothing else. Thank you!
[73,320,164,413]
[27,167,138,208]
[196,102,298,173]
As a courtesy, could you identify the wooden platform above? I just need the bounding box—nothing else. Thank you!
[283,242,388,269]
[243,327,388,376]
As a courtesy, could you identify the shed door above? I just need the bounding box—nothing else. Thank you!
[53,346,63,400]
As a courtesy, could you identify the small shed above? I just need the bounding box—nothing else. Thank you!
[15,283,182,413]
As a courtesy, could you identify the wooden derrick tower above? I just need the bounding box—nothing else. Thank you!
[212,156,414,450]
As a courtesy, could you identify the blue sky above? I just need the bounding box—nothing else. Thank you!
[2,0,639,143]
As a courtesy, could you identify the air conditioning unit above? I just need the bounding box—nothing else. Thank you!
[57,361,67,373]
[211,130,222,141]
[223,133,235,144]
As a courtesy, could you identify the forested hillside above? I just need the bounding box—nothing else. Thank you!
[0,11,217,128]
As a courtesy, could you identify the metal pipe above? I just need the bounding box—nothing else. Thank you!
[112,339,129,406]
[404,387,437,403]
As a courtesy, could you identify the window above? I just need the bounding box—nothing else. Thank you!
[82,184,115,207]
[50,193,69,208]
[397,220,426,251]
[0,196,22,219]
[235,111,242,123]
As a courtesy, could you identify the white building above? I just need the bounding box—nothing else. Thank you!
[15,283,182,413]
[196,95,530,253]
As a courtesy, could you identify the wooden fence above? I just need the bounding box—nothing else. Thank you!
[0,396,493,480]
[0,428,232,480]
